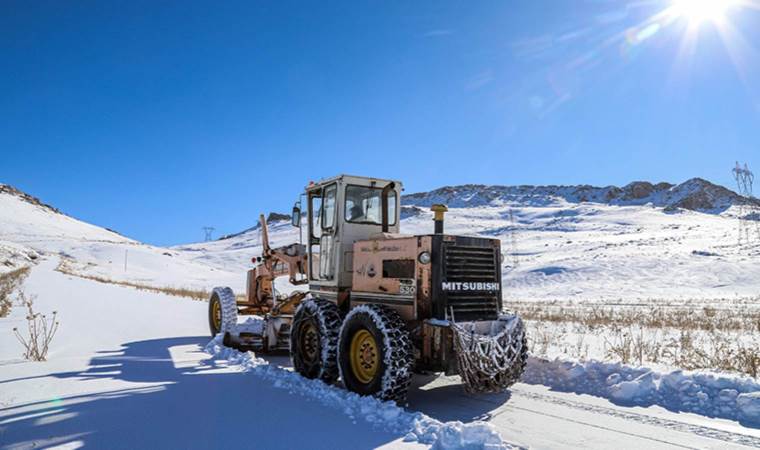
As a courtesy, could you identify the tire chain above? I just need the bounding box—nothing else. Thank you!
[292,298,342,383]
[212,286,238,334]
[363,305,414,402]
[452,315,528,393]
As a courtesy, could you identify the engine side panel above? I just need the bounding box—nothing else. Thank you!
[351,236,425,321]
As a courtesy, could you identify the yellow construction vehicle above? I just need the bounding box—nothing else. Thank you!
[208,175,527,401]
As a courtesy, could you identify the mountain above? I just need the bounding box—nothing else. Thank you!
[402,178,757,214]
[2,178,758,301]
[192,177,759,301]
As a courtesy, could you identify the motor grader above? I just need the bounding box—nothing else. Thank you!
[208,174,527,401]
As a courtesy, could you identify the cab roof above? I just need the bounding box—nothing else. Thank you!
[305,174,403,192]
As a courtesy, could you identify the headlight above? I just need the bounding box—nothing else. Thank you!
[418,251,431,264]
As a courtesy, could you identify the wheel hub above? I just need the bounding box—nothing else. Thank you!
[350,329,379,384]
[211,299,222,332]
[301,322,319,362]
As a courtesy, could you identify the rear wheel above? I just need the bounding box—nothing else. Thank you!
[208,287,237,337]
[338,305,413,403]
[290,298,341,383]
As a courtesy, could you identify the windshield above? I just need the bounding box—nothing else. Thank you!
[345,185,396,226]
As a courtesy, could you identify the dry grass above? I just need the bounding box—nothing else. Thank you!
[13,291,59,361]
[507,301,760,333]
[55,260,210,301]
[0,266,30,317]
[518,300,760,379]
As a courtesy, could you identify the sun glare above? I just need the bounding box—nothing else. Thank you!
[669,0,739,24]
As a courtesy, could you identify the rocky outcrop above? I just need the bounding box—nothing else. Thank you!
[0,184,61,214]
[266,212,291,223]
[402,178,757,214]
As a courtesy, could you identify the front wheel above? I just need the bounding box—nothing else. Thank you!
[338,305,413,403]
[208,287,237,337]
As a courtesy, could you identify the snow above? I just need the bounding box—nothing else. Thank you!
[0,187,243,291]
[4,178,759,301]
[523,357,760,425]
[738,393,760,424]
[0,261,424,449]
[3,180,760,449]
[174,182,760,302]
[399,204,760,301]
[8,175,760,301]
[205,333,513,450]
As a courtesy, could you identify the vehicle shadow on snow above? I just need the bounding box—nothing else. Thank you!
[405,375,512,423]
[0,337,406,450]
[257,354,510,424]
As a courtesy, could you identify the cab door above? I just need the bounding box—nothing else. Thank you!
[308,183,338,281]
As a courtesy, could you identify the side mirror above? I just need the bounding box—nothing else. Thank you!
[291,203,301,227]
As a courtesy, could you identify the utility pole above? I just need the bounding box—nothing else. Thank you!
[124,249,128,272]
[733,162,758,245]
[202,226,215,242]
[508,209,519,270]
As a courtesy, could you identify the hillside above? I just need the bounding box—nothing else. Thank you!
[180,178,760,301]
[0,184,242,291]
[2,180,760,449]
[402,178,758,213]
[2,178,758,301]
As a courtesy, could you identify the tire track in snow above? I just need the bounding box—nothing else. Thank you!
[510,387,760,448]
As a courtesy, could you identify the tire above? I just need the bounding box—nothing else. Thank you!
[338,304,414,403]
[504,318,529,385]
[209,287,238,337]
[290,298,341,383]
[453,314,528,392]
[495,314,528,387]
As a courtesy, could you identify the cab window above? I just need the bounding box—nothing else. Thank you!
[322,184,337,230]
[344,185,396,225]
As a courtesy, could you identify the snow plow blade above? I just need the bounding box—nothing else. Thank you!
[221,316,291,353]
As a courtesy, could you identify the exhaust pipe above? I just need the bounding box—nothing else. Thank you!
[381,182,396,233]
[431,204,448,234]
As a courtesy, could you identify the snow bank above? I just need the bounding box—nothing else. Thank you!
[523,357,760,425]
[204,335,514,449]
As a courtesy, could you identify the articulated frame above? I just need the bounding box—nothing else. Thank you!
[237,214,309,317]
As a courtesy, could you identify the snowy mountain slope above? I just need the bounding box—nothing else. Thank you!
[173,219,300,275]
[0,184,243,291]
[178,178,760,301]
[405,202,760,301]
[4,177,756,302]
[402,178,759,213]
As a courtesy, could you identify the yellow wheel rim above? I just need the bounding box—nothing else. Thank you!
[350,329,379,384]
[211,299,222,332]
[301,322,319,362]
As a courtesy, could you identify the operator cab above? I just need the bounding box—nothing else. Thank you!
[291,175,403,302]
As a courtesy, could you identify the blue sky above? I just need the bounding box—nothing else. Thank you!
[2,1,760,245]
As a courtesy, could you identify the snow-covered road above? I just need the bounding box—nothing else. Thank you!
[410,377,760,449]
[0,261,415,449]
[2,261,759,449]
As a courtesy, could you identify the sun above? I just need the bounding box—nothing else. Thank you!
[669,0,739,24]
